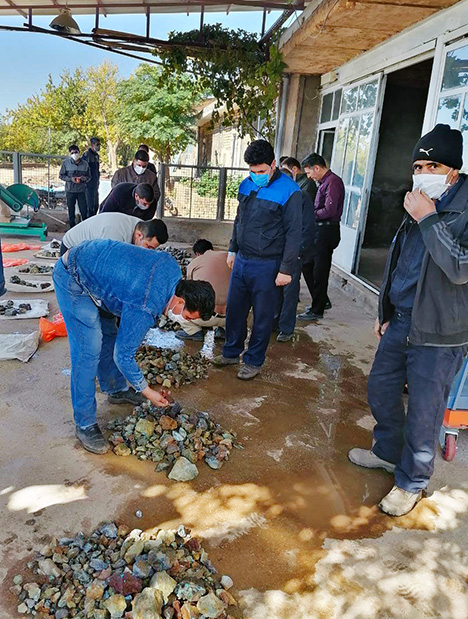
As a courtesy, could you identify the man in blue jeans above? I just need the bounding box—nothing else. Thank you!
[212,140,302,380]
[349,124,468,516]
[53,239,215,454]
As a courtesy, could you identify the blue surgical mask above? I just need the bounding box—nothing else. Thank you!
[250,171,270,188]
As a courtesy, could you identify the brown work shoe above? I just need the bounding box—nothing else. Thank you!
[212,355,240,366]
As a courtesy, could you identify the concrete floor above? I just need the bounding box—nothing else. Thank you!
[1,239,468,618]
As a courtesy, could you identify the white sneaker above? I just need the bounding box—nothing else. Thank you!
[379,485,422,516]
[348,448,396,473]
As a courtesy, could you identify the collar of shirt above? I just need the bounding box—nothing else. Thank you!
[318,169,332,185]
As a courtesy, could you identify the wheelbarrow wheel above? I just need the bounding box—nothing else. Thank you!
[443,433,457,462]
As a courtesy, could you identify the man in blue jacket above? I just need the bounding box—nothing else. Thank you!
[213,140,302,380]
[53,240,215,454]
[349,124,468,516]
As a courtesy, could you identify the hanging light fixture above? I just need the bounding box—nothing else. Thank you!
[49,9,81,35]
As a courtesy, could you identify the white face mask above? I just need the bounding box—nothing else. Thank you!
[71,153,79,161]
[135,200,149,211]
[412,170,453,200]
[167,308,184,323]
[134,164,146,175]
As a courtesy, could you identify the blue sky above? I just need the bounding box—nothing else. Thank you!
[0,10,284,115]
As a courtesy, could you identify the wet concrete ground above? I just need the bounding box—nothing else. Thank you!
[2,240,468,618]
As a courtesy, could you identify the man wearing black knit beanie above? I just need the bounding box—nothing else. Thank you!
[349,124,468,516]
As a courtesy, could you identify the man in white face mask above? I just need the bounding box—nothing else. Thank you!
[59,144,91,228]
[349,123,468,517]
[111,148,160,206]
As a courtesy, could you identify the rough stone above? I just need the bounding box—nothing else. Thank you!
[38,558,62,578]
[196,593,226,618]
[103,594,127,618]
[85,580,105,601]
[135,419,156,437]
[114,443,132,457]
[159,415,178,431]
[133,558,152,579]
[220,575,233,590]
[168,457,199,482]
[174,582,206,603]
[132,587,164,619]
[149,571,177,602]
[124,540,145,564]
[108,571,143,596]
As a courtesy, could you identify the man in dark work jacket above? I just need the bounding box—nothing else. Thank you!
[99,182,155,221]
[212,139,302,380]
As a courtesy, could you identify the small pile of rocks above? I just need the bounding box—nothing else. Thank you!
[12,522,239,618]
[158,315,181,333]
[19,264,54,275]
[158,247,192,278]
[10,275,51,290]
[0,300,32,316]
[108,401,241,478]
[136,347,209,389]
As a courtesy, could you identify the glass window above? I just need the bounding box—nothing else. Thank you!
[357,80,378,110]
[346,191,362,229]
[332,89,342,120]
[436,95,462,127]
[441,43,468,91]
[461,94,468,174]
[352,113,373,189]
[342,86,359,114]
[320,93,333,123]
[342,117,359,186]
[333,117,349,174]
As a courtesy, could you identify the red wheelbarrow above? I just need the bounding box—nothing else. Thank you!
[440,356,468,461]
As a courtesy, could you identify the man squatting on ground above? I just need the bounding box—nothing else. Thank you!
[349,124,468,516]
[171,239,231,341]
[213,139,302,380]
[60,212,168,255]
[53,239,215,454]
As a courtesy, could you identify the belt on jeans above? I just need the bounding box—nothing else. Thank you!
[316,221,340,226]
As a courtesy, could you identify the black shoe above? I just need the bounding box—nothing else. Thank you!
[276,332,293,342]
[324,300,332,310]
[108,387,144,405]
[297,311,323,321]
[75,424,109,454]
[175,329,204,341]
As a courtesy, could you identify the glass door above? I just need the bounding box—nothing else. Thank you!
[331,75,384,272]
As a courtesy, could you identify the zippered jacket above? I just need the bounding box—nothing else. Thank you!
[379,174,468,346]
[59,157,91,193]
[82,148,100,187]
[229,170,302,275]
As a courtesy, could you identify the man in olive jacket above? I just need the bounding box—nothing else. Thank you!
[349,124,468,516]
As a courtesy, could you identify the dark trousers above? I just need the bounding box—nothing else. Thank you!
[223,254,281,367]
[278,258,301,335]
[302,225,340,315]
[368,311,466,492]
[66,192,88,228]
[86,184,99,218]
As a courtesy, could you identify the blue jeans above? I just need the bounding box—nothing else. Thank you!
[278,258,301,335]
[368,311,465,492]
[53,259,128,429]
[223,254,281,367]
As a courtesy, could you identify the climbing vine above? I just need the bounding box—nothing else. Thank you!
[155,24,286,142]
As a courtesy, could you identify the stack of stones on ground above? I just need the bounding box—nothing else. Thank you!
[0,300,32,316]
[135,347,210,389]
[157,247,192,279]
[158,315,181,333]
[108,401,241,478]
[13,522,239,618]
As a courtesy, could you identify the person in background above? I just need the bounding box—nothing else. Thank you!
[60,212,168,255]
[138,144,157,175]
[275,166,317,342]
[82,137,101,218]
[99,182,156,221]
[53,239,215,455]
[213,139,302,380]
[297,153,344,322]
[281,156,318,203]
[172,239,231,341]
[59,145,91,229]
[112,149,160,206]
[349,124,468,516]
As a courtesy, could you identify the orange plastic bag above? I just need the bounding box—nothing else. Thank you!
[2,258,29,267]
[2,243,41,252]
[40,312,68,342]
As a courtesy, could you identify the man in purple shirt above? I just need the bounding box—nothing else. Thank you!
[297,153,345,320]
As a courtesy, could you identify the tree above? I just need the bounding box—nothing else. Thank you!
[156,24,286,142]
[117,64,200,163]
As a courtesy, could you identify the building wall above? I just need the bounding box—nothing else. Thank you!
[295,75,322,161]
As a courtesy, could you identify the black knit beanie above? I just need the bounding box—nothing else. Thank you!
[412,123,463,170]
